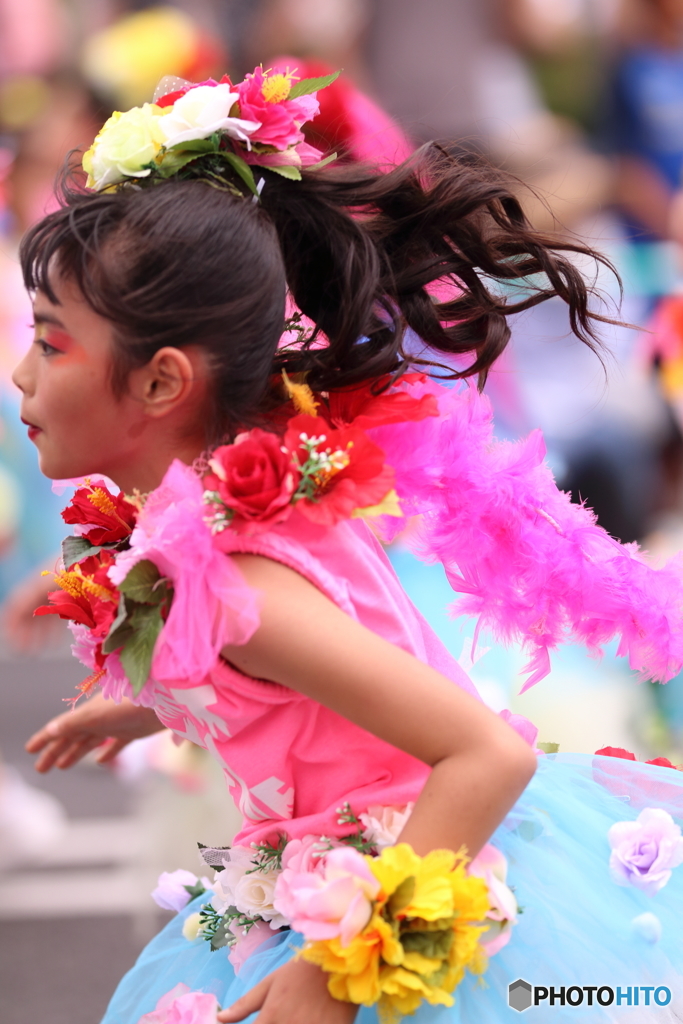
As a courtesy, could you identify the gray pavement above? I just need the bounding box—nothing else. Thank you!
[0,653,146,1023]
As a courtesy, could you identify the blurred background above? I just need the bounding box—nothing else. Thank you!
[2,1,683,1020]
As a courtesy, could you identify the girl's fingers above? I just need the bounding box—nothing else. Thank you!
[95,737,131,763]
[33,736,73,773]
[54,735,105,769]
[26,718,70,753]
[217,977,272,1022]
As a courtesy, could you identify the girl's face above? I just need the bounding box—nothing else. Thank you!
[12,275,150,485]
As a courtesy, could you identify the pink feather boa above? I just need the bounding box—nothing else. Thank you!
[370,378,683,691]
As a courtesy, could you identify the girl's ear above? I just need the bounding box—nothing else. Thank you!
[129,346,203,419]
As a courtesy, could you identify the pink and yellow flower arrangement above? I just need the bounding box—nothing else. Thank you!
[82,66,340,193]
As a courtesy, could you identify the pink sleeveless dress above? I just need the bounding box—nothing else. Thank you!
[150,510,480,847]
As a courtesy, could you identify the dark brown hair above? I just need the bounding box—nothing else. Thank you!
[20,144,612,441]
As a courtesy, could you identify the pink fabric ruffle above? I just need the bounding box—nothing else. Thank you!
[370,378,683,691]
[109,460,260,685]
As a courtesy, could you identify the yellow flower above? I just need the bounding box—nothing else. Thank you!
[303,843,495,1017]
[370,844,468,922]
[181,912,203,941]
[281,370,319,416]
[352,489,403,520]
[82,104,165,191]
[302,911,401,1006]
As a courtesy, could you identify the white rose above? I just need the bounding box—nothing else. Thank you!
[234,869,288,929]
[158,84,260,149]
[83,104,165,191]
[209,846,287,929]
[359,803,414,850]
[209,846,254,913]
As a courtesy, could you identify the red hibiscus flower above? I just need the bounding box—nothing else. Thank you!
[204,429,297,533]
[236,67,319,151]
[326,376,439,430]
[284,414,395,527]
[34,552,119,638]
[62,485,137,546]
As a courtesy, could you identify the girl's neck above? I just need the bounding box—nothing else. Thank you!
[108,439,205,495]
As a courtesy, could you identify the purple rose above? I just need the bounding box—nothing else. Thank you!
[608,808,683,897]
[151,869,209,912]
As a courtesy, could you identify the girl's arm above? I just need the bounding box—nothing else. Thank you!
[224,554,537,860]
[219,554,536,1024]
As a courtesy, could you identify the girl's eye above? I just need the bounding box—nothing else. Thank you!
[30,323,63,356]
[35,337,60,356]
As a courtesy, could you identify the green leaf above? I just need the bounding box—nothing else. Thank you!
[221,152,258,195]
[61,535,101,566]
[288,70,341,99]
[119,603,164,696]
[401,928,453,959]
[102,595,134,654]
[387,876,415,918]
[263,164,302,181]
[537,741,560,754]
[307,152,338,172]
[157,151,209,177]
[183,880,208,901]
[118,559,164,604]
[210,915,234,951]
[166,138,218,155]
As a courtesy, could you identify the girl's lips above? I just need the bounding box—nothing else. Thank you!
[21,418,42,442]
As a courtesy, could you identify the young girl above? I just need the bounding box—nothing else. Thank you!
[15,71,683,1023]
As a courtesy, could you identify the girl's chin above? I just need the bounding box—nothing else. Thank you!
[37,452,104,484]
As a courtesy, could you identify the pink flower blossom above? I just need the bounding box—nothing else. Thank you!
[499,709,543,755]
[274,845,379,946]
[280,834,338,874]
[227,919,274,974]
[608,807,683,896]
[151,869,209,912]
[469,843,518,956]
[236,68,319,151]
[138,984,218,1024]
[242,141,324,169]
[359,803,414,850]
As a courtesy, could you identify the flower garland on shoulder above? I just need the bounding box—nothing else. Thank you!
[35,374,436,703]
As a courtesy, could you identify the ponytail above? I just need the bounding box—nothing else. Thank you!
[261,143,612,389]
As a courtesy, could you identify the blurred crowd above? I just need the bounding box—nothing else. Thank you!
[3,0,683,845]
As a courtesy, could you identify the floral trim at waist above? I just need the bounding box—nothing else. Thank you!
[152,803,518,1018]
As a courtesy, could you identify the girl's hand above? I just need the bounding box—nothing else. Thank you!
[218,958,357,1024]
[25,692,166,772]
[1,567,63,652]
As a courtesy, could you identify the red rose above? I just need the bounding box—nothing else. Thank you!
[326,376,439,430]
[204,430,296,533]
[594,746,637,760]
[62,485,137,546]
[284,414,395,527]
[34,551,119,637]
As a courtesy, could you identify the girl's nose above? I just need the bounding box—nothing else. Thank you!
[12,351,33,395]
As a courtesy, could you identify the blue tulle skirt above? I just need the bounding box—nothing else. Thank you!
[102,754,683,1023]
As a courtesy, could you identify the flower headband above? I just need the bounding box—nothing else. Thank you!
[82,66,339,195]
